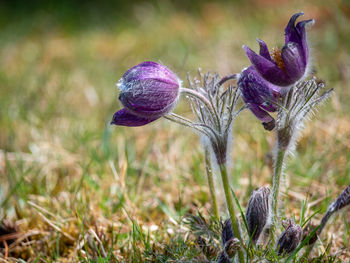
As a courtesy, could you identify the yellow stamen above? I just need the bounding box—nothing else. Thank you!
[271,48,286,72]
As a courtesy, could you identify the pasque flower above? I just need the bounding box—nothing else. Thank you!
[243,12,314,86]
[237,66,282,130]
[111,61,180,126]
[239,14,331,245]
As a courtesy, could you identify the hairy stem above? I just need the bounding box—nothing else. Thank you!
[218,163,244,263]
[204,147,219,220]
[270,147,286,245]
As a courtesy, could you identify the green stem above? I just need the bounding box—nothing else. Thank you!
[270,147,286,245]
[204,147,220,220]
[219,163,245,263]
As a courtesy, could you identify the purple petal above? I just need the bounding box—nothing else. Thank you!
[285,12,304,45]
[247,103,274,123]
[110,108,158,127]
[238,66,281,108]
[256,39,273,62]
[243,46,292,86]
[282,42,306,81]
[260,102,278,112]
[247,103,275,131]
[118,61,180,118]
[284,13,314,66]
[119,81,178,118]
[238,67,279,130]
[295,19,314,64]
[122,61,179,85]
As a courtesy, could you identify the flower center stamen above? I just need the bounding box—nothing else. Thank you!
[271,48,286,72]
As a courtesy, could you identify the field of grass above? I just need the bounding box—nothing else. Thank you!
[0,0,349,262]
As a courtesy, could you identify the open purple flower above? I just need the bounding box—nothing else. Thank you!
[238,66,282,130]
[243,12,314,87]
[111,61,180,127]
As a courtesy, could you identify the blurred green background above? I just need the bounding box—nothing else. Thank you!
[0,0,349,261]
[1,0,350,150]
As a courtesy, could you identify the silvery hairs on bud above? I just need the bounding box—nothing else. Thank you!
[111,61,181,127]
[245,187,271,244]
[276,219,302,256]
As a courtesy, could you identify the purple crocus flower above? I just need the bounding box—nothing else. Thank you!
[111,61,180,127]
[238,66,282,130]
[243,12,314,87]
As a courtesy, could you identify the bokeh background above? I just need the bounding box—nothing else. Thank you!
[0,0,349,261]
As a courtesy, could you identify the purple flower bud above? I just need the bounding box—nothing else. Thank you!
[238,66,282,130]
[221,219,234,245]
[243,12,314,86]
[276,219,302,256]
[245,187,270,244]
[111,61,180,127]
